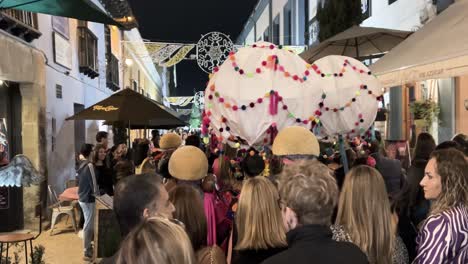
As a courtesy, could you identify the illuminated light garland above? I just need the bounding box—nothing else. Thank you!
[225,53,371,83]
[206,84,382,136]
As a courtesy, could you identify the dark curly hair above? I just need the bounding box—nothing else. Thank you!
[429,149,468,215]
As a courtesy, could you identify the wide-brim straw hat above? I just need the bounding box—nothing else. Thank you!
[169,146,208,181]
[159,133,182,150]
[272,126,320,157]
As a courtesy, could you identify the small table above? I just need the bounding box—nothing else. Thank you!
[59,187,79,202]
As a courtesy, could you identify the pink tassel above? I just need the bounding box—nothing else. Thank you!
[269,92,279,116]
[204,193,217,246]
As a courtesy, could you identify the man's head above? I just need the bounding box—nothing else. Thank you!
[151,130,160,138]
[80,143,94,160]
[96,131,109,148]
[113,173,175,236]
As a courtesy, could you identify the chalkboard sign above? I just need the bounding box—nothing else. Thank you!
[0,187,8,209]
[94,197,121,261]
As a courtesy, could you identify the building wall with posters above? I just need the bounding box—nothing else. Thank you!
[1,10,164,210]
[31,16,164,193]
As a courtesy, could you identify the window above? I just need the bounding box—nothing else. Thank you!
[362,0,371,19]
[308,18,319,46]
[436,0,454,13]
[55,84,62,99]
[105,26,119,91]
[132,80,138,92]
[78,21,99,78]
[51,118,56,152]
[0,82,22,160]
[0,10,41,42]
[283,2,292,45]
[273,15,280,45]
[263,26,270,42]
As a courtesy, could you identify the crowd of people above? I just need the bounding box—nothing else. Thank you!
[74,127,468,263]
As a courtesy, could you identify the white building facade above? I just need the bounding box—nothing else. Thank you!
[0,8,164,201]
[236,0,459,142]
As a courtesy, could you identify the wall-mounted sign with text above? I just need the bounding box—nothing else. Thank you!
[53,32,72,70]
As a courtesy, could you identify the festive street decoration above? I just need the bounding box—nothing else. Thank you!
[196,32,234,74]
[203,41,382,146]
[166,97,194,107]
[151,44,183,64]
[160,45,195,67]
[122,38,306,69]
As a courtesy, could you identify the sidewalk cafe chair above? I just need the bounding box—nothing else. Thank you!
[47,185,78,235]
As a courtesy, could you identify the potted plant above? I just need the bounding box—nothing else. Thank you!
[409,99,440,129]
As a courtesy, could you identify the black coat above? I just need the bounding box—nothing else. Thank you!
[371,153,403,196]
[232,247,286,264]
[262,225,368,264]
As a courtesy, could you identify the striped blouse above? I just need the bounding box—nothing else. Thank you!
[413,205,468,264]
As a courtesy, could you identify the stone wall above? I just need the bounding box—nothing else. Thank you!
[0,31,47,230]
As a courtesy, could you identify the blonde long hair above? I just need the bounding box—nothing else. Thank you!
[336,165,394,264]
[235,176,287,250]
[116,216,195,264]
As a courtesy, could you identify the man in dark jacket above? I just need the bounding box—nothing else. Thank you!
[100,173,175,264]
[77,143,98,261]
[369,140,403,196]
[262,160,368,264]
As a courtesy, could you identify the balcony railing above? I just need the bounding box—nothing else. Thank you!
[0,9,41,42]
[106,53,120,91]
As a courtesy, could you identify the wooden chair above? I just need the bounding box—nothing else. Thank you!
[0,204,42,264]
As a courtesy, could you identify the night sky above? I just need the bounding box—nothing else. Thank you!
[127,0,259,96]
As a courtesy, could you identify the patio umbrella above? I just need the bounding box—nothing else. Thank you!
[300,25,411,63]
[66,88,186,127]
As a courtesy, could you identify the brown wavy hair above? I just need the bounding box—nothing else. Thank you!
[336,165,394,264]
[429,148,468,215]
[169,185,207,252]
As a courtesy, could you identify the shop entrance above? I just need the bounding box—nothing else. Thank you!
[0,81,24,231]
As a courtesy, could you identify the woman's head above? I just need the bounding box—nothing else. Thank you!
[413,132,436,161]
[452,133,467,156]
[336,165,393,264]
[134,141,150,167]
[235,176,286,250]
[116,216,195,264]
[93,144,107,164]
[241,151,266,177]
[169,185,207,251]
[277,160,338,230]
[114,160,135,182]
[421,148,468,215]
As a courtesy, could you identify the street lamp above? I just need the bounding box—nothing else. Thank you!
[125,58,133,66]
[0,80,4,86]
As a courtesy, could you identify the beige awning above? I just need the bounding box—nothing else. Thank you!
[300,26,411,63]
[370,0,468,87]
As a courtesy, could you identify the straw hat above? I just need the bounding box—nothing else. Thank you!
[159,133,182,150]
[169,146,208,181]
[272,126,320,156]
